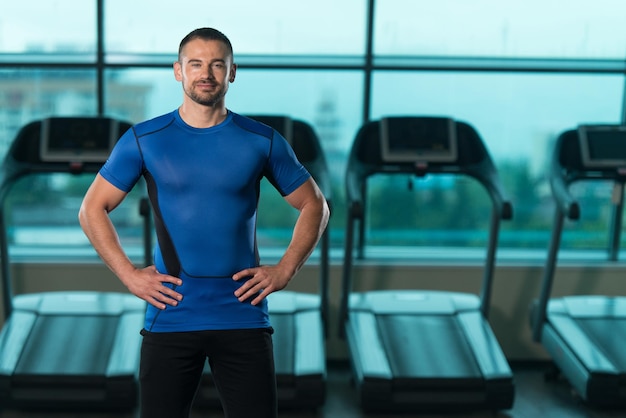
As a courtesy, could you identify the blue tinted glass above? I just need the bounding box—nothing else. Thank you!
[370,71,624,250]
[105,0,366,56]
[3,1,626,257]
[1,1,96,59]
[375,0,626,59]
[0,69,97,159]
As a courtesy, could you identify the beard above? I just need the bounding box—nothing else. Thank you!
[184,80,227,107]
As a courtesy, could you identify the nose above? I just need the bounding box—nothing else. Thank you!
[202,64,215,80]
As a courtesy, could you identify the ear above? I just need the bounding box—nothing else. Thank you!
[229,63,237,83]
[173,61,183,82]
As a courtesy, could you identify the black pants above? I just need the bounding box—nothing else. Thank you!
[139,327,277,418]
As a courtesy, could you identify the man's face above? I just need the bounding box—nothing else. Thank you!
[174,38,236,107]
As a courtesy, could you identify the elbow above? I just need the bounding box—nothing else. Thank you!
[320,197,331,232]
[77,202,89,230]
[77,198,100,231]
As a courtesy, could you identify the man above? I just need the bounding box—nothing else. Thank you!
[79,27,329,418]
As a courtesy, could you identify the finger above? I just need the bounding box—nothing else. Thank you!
[164,277,183,286]
[235,279,255,301]
[149,290,180,309]
[233,274,257,298]
[232,268,256,281]
[160,286,183,302]
[147,294,170,310]
[143,265,182,285]
[234,282,252,299]
[148,298,168,310]
[236,279,269,303]
[250,288,270,306]
[157,274,183,286]
[235,276,268,300]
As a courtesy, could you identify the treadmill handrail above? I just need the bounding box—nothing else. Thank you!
[0,117,132,320]
[532,127,626,341]
[549,133,581,220]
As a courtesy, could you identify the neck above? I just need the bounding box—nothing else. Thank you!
[178,102,228,128]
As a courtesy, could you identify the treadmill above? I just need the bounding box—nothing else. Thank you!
[0,117,146,412]
[530,124,626,407]
[194,115,332,409]
[339,116,515,412]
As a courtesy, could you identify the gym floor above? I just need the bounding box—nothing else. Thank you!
[0,361,625,418]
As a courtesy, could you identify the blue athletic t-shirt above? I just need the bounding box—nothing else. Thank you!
[99,110,311,332]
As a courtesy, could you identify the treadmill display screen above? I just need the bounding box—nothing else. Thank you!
[578,124,626,169]
[40,117,118,162]
[380,117,457,163]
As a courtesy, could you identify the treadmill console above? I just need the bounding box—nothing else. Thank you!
[578,124,626,169]
[380,117,457,163]
[40,117,119,163]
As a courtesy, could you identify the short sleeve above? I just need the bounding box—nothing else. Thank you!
[99,127,144,192]
[265,131,311,196]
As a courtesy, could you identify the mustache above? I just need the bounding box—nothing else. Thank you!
[196,77,216,84]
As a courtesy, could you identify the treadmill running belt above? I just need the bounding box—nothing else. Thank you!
[576,318,626,369]
[16,315,118,374]
[377,314,481,378]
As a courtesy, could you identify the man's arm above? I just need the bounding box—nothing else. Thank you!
[233,177,330,305]
[79,174,183,309]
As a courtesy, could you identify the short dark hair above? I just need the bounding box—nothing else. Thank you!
[178,27,234,61]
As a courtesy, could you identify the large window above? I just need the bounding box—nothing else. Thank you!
[0,1,96,59]
[1,1,625,262]
[104,0,367,58]
[375,0,626,59]
[369,71,624,252]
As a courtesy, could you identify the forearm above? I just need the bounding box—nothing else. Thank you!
[232,179,330,304]
[278,197,329,278]
[79,206,137,287]
[79,202,183,309]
